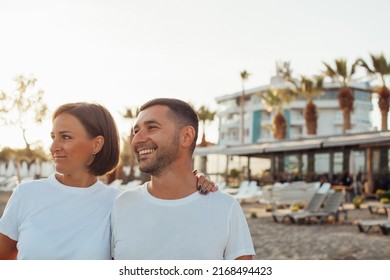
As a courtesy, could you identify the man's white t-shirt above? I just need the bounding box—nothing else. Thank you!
[111,183,255,260]
[0,174,120,260]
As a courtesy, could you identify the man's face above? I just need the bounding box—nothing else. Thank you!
[131,105,180,176]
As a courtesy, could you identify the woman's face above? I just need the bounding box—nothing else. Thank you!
[50,113,97,177]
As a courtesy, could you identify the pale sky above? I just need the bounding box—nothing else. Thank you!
[0,0,389,149]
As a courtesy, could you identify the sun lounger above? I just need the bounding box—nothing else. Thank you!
[288,191,345,224]
[379,223,390,235]
[232,181,261,203]
[258,182,318,209]
[367,202,390,216]
[357,219,390,233]
[272,192,327,223]
[356,200,390,234]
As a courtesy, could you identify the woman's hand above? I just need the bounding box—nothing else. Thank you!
[193,170,218,195]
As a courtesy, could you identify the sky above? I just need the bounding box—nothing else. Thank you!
[0,0,389,150]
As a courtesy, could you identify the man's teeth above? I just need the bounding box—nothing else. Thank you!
[139,149,155,155]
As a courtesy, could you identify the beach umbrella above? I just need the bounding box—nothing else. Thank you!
[0,163,6,176]
[28,162,36,178]
[5,159,16,177]
[20,161,29,180]
[35,159,41,178]
[41,161,54,177]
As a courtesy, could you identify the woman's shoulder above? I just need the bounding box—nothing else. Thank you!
[11,177,51,198]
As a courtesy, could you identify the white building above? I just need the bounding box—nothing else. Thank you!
[193,76,375,185]
[215,77,374,146]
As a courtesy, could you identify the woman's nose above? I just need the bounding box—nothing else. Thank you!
[50,139,61,153]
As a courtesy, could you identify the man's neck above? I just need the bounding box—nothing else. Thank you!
[147,167,198,199]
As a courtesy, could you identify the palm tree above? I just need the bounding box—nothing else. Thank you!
[240,70,250,144]
[121,107,139,183]
[258,87,297,140]
[258,62,298,140]
[322,59,358,134]
[289,75,324,135]
[196,105,216,174]
[356,53,390,131]
[197,105,216,147]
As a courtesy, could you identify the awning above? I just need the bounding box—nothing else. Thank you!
[264,138,323,153]
[194,131,390,157]
[224,143,270,156]
[322,131,390,147]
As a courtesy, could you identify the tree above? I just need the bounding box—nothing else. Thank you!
[120,107,140,183]
[0,75,48,152]
[258,62,298,140]
[356,53,390,131]
[288,75,324,135]
[197,105,216,147]
[322,59,358,134]
[240,70,250,144]
[258,88,297,140]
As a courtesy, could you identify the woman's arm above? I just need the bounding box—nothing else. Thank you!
[0,232,17,259]
[235,255,253,260]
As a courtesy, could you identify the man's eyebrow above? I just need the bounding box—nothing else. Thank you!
[144,120,161,125]
[133,120,158,133]
[134,120,162,128]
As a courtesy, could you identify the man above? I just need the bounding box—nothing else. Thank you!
[111,98,255,260]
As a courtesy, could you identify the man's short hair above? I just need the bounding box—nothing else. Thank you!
[140,98,199,152]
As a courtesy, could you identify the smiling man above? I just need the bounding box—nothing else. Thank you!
[111,98,255,260]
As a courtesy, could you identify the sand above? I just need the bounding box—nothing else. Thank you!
[1,190,389,260]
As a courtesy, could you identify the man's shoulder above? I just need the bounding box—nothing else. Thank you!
[115,183,145,201]
[207,190,237,205]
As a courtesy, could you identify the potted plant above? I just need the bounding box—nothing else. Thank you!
[353,196,364,209]
[250,208,258,218]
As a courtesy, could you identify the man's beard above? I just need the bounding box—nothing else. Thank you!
[138,132,180,176]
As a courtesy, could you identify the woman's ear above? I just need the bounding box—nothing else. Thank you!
[93,135,105,154]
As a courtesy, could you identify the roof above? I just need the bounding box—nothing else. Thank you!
[322,131,390,147]
[215,80,373,103]
[194,131,390,157]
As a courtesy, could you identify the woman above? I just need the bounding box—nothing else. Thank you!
[0,102,214,259]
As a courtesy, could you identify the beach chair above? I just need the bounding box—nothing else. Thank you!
[356,206,390,234]
[316,182,331,194]
[379,223,390,235]
[232,181,261,203]
[357,219,390,234]
[216,181,227,192]
[288,191,345,224]
[258,182,319,211]
[272,192,327,223]
[367,202,390,216]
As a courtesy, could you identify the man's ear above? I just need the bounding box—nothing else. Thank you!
[181,126,196,148]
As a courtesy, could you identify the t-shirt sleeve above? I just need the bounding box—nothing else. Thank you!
[224,200,256,260]
[0,186,22,241]
[110,198,118,259]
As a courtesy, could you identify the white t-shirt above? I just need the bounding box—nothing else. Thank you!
[111,183,255,260]
[0,174,120,260]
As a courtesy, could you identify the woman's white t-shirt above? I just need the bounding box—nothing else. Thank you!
[0,174,120,260]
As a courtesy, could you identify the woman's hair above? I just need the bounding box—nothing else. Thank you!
[52,102,120,176]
